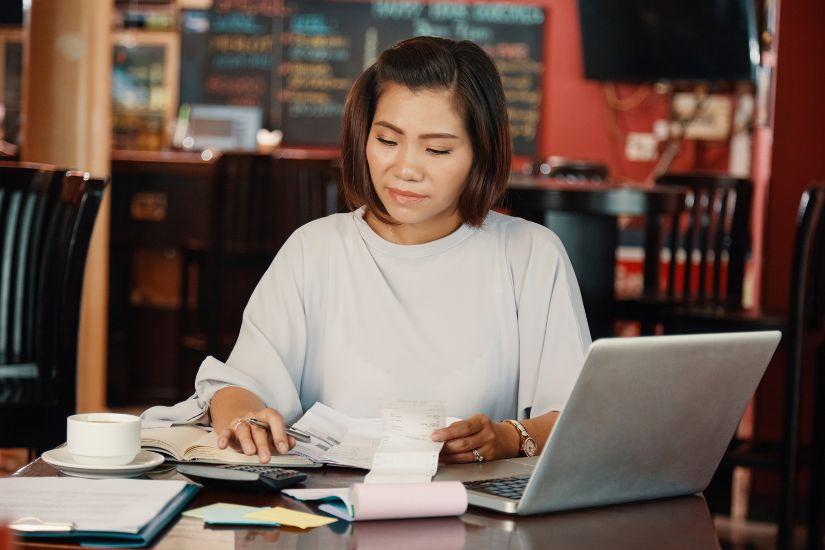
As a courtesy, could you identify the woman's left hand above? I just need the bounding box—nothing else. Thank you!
[431,414,519,463]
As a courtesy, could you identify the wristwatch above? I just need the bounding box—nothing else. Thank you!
[505,419,537,457]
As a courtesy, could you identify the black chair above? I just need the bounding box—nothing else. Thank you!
[613,173,753,334]
[0,164,106,453]
[664,184,825,550]
[535,156,609,182]
[178,152,341,398]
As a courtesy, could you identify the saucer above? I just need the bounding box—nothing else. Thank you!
[42,448,165,479]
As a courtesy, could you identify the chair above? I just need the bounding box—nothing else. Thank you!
[535,156,609,182]
[178,152,341,398]
[0,164,106,453]
[613,173,753,334]
[666,184,825,550]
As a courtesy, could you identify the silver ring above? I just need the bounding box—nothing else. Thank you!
[231,418,245,431]
[472,449,484,463]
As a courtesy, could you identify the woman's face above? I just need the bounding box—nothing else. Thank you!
[366,82,474,232]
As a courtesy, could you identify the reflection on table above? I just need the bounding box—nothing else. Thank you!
[14,459,719,550]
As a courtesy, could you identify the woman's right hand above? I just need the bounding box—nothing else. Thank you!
[216,408,296,464]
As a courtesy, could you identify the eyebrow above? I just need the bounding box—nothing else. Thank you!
[374,120,459,139]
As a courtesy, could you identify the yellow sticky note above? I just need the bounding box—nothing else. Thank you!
[243,506,337,529]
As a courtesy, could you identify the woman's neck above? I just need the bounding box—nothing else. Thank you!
[364,209,463,245]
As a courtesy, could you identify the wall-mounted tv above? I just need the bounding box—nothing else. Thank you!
[578,0,759,83]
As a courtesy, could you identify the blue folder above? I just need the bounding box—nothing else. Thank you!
[21,483,199,548]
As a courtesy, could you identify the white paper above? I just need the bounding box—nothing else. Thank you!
[364,400,446,484]
[290,403,383,469]
[289,402,459,473]
[0,478,187,533]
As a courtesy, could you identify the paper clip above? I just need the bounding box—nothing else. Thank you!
[10,516,75,532]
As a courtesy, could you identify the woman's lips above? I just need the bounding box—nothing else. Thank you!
[388,188,427,205]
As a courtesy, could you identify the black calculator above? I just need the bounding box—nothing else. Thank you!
[177,463,308,492]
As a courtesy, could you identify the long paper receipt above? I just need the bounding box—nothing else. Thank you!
[365,400,446,484]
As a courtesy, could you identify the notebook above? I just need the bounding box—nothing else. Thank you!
[3,478,198,548]
[141,426,317,467]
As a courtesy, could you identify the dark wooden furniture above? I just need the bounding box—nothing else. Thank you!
[613,173,753,334]
[505,175,689,339]
[535,157,609,182]
[107,151,215,406]
[177,153,341,398]
[11,458,722,549]
[0,163,106,453]
[107,150,342,406]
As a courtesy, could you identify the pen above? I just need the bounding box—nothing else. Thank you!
[243,418,311,443]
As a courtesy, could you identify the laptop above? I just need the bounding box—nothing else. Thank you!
[434,331,781,515]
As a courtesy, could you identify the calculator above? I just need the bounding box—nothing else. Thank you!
[177,464,308,492]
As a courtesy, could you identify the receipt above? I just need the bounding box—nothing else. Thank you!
[364,400,446,484]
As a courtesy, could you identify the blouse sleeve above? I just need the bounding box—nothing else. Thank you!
[508,221,592,420]
[142,230,308,427]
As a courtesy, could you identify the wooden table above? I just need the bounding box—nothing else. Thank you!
[506,176,690,339]
[11,459,720,549]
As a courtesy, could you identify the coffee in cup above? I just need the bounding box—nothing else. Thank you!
[66,413,141,466]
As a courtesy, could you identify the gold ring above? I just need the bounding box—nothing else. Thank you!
[472,449,484,463]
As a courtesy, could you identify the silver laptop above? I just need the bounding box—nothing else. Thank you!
[435,331,781,515]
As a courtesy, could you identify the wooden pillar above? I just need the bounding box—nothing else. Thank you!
[20,0,112,412]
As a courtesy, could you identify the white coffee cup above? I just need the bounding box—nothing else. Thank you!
[66,413,141,466]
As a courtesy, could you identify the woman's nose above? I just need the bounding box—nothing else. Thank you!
[395,145,424,182]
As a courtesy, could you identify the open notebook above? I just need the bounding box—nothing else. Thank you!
[141,426,318,467]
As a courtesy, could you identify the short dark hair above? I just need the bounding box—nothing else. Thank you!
[340,36,512,227]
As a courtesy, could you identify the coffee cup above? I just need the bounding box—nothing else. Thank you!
[66,413,141,466]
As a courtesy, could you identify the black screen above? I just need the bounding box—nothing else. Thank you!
[578,0,758,82]
[0,0,23,25]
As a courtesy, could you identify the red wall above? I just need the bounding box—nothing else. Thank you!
[534,0,730,181]
[754,0,825,446]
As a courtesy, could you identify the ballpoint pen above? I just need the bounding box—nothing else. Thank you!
[243,418,311,443]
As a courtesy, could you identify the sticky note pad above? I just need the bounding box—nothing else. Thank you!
[203,506,280,527]
[183,503,257,520]
[243,506,337,529]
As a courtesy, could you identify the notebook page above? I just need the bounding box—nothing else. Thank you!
[140,426,209,460]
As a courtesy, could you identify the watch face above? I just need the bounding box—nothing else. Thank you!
[523,438,537,457]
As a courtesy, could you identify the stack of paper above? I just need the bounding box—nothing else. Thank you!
[291,401,458,478]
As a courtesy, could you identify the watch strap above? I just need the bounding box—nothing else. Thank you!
[505,419,532,456]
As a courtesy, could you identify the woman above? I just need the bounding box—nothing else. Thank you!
[145,36,590,465]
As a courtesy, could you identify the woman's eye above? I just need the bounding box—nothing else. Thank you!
[427,148,451,155]
[376,136,397,146]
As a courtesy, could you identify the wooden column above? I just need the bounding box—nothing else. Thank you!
[20,0,113,412]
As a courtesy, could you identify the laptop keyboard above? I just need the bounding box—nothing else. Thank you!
[463,476,530,500]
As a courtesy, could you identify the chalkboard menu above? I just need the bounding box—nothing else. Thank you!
[180,2,281,129]
[180,1,545,154]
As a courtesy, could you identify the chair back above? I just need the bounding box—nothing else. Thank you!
[649,173,753,309]
[0,164,105,449]
[788,184,825,357]
[0,163,62,368]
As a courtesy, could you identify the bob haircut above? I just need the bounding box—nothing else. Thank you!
[340,36,512,227]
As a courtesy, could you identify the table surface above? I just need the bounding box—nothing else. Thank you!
[11,459,722,550]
